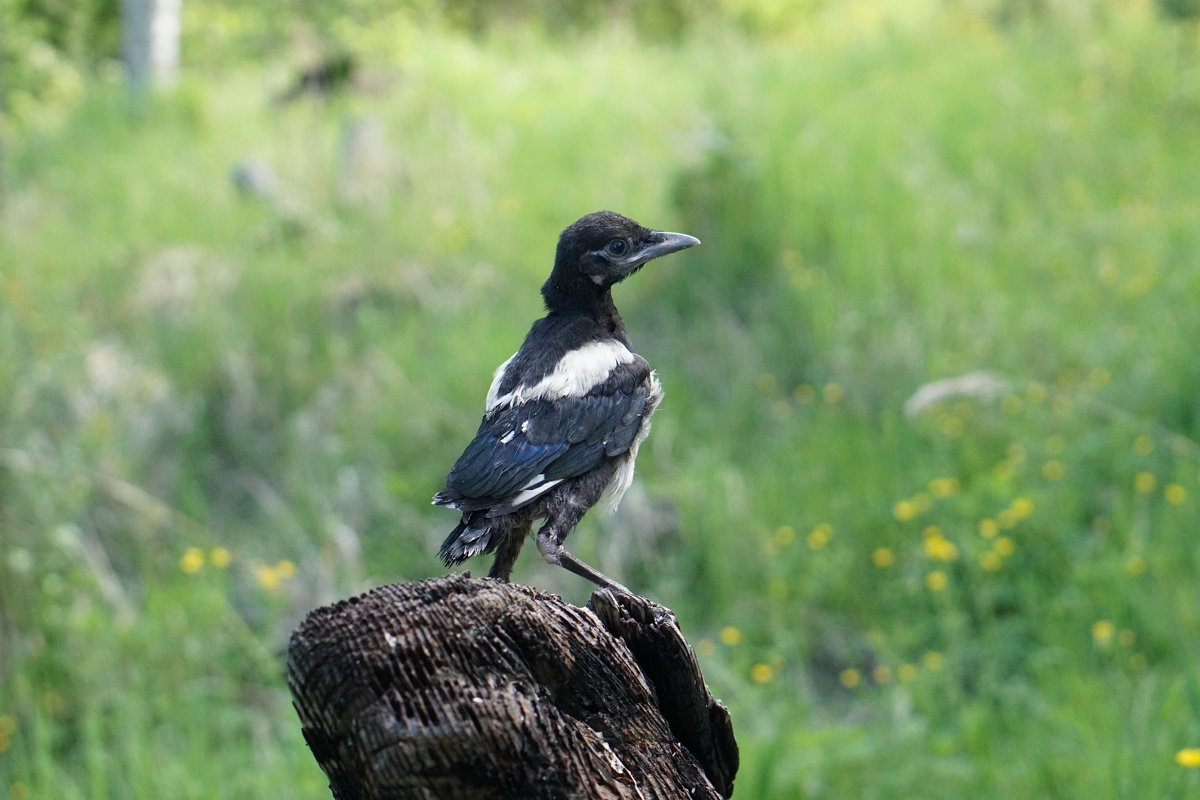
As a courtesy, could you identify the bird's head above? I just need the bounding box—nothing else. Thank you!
[542,211,700,311]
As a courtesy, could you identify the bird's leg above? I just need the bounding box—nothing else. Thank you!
[488,523,530,581]
[535,516,633,595]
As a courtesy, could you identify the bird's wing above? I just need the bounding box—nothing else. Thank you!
[435,360,653,514]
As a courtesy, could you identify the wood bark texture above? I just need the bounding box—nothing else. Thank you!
[287,574,738,800]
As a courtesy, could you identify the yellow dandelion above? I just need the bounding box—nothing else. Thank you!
[1010,497,1034,519]
[1165,484,1187,505]
[254,564,281,591]
[275,560,296,580]
[1134,472,1157,493]
[839,668,862,689]
[994,536,1015,557]
[872,547,895,568]
[979,551,1002,571]
[923,536,958,562]
[807,523,833,550]
[923,651,944,670]
[897,663,918,682]
[925,570,949,591]
[921,525,942,539]
[1126,555,1147,576]
[997,508,1019,529]
[823,382,844,405]
[793,384,815,404]
[179,547,205,574]
[928,477,961,497]
[978,518,999,538]
[1176,748,1200,768]
[209,547,231,568]
[1092,619,1115,645]
[1132,435,1155,456]
[696,638,715,658]
[773,525,796,546]
[893,499,918,522]
[1042,459,1065,481]
[750,663,775,684]
[719,626,743,646]
[872,664,893,685]
[768,579,789,599]
[1118,629,1136,647]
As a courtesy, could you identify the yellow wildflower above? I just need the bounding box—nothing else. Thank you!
[274,560,296,579]
[928,477,961,497]
[179,547,205,574]
[1165,484,1187,505]
[897,663,918,682]
[1092,619,1115,645]
[1126,555,1147,576]
[923,651,944,670]
[823,383,844,404]
[807,523,833,550]
[893,500,918,521]
[979,551,1002,571]
[1042,459,1065,481]
[696,638,715,658]
[994,536,1015,556]
[750,663,775,684]
[719,626,743,646]
[872,665,893,685]
[925,570,949,591]
[209,547,232,568]
[839,668,862,689]
[1134,472,1157,493]
[1010,497,1034,519]
[872,547,895,568]
[793,384,815,404]
[978,518,999,538]
[1132,435,1154,455]
[1175,748,1200,768]
[255,564,281,591]
[923,536,958,562]
[1118,629,1136,647]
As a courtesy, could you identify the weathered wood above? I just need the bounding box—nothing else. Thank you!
[287,575,738,799]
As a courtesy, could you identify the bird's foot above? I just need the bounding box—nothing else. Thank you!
[536,535,633,595]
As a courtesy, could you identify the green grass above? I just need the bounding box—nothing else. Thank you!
[3,3,1200,798]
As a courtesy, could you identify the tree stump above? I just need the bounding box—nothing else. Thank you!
[287,574,738,799]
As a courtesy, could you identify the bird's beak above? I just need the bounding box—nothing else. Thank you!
[629,230,701,267]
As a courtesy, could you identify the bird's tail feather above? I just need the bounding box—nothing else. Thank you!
[439,512,497,566]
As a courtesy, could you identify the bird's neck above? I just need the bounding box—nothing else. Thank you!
[543,284,629,342]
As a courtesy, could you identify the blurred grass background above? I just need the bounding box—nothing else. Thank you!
[3,0,1200,797]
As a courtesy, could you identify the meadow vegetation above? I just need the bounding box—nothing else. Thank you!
[2,1,1200,797]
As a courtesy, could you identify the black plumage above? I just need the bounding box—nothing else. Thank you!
[433,211,699,590]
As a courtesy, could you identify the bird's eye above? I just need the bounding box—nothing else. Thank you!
[605,239,629,257]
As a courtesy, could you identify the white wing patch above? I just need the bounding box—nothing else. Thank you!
[490,474,565,515]
[487,339,637,412]
[484,353,517,411]
[604,370,664,509]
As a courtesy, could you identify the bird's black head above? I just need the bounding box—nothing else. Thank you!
[541,211,700,312]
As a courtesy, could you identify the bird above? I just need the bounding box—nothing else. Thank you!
[432,211,700,592]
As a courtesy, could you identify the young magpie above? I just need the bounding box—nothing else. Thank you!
[433,211,699,591]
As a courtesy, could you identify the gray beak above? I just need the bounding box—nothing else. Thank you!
[629,230,701,267]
